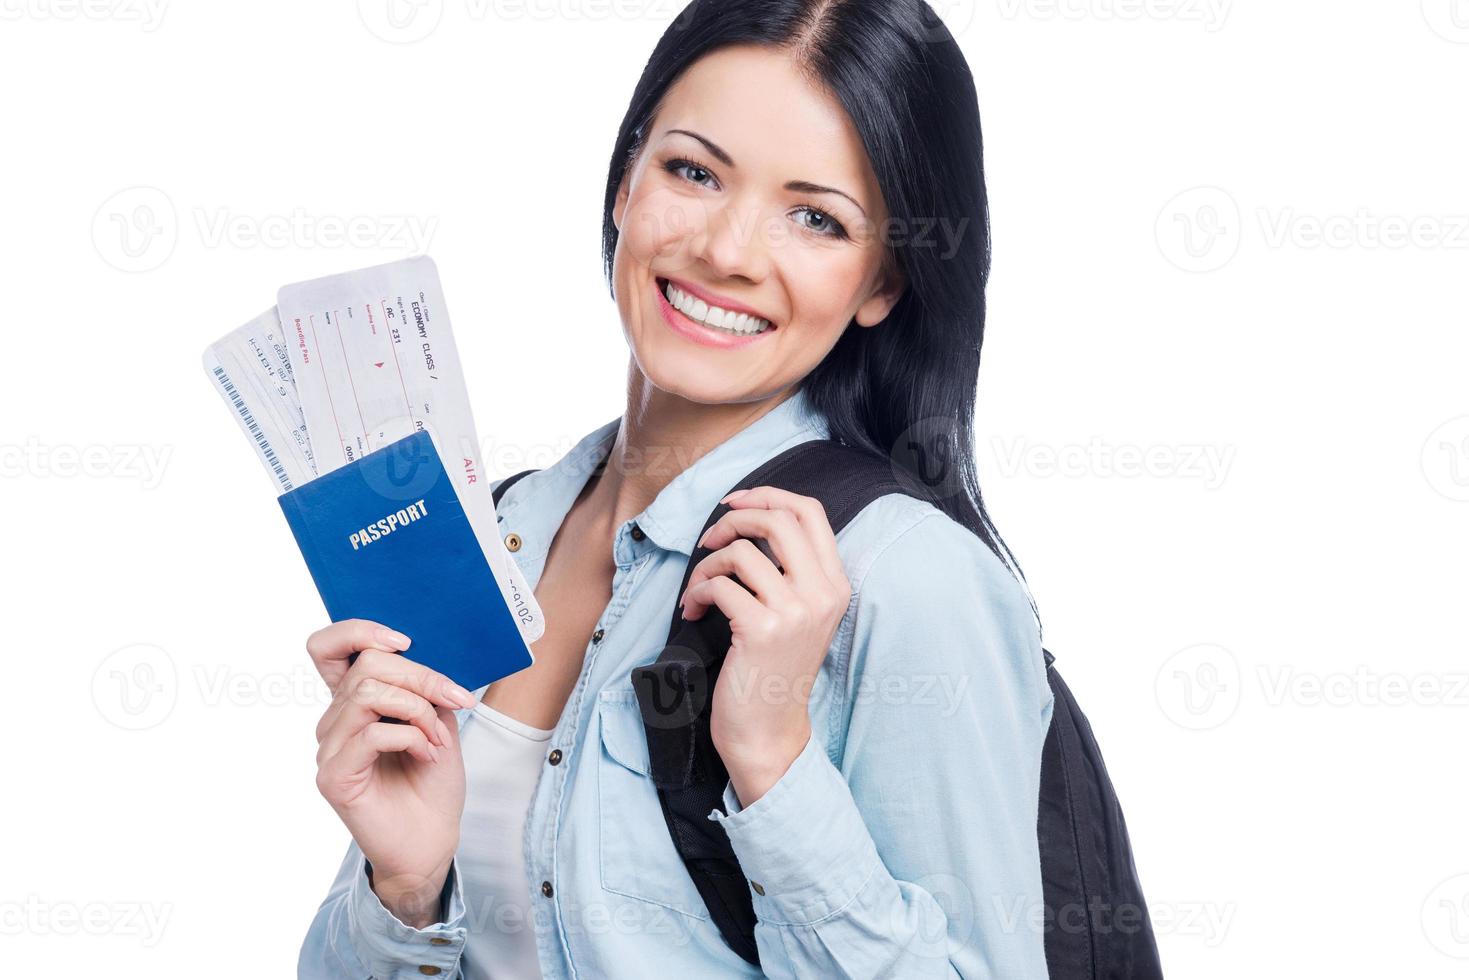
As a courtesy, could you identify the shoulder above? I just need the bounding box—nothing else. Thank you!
[833,492,1049,714]
[835,492,1033,625]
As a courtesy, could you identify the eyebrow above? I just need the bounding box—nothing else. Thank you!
[664,128,869,218]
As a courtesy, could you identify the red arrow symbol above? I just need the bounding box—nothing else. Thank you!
[374,361,384,368]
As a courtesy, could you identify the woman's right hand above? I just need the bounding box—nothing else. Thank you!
[305,619,480,928]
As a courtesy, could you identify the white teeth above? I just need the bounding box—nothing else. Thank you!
[664,281,772,336]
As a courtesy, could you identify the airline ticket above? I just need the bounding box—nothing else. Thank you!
[202,307,317,493]
[276,256,545,645]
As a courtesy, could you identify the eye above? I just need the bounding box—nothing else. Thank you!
[793,206,849,240]
[664,157,720,190]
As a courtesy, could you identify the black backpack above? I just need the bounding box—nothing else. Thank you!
[493,437,1163,979]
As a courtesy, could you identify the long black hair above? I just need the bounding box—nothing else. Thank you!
[600,0,1039,632]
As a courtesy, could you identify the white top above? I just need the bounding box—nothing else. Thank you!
[458,701,553,980]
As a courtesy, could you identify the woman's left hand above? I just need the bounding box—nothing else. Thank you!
[678,486,852,807]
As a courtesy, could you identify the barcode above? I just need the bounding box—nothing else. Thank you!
[212,364,293,490]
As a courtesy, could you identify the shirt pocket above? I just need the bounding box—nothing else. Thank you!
[595,689,712,920]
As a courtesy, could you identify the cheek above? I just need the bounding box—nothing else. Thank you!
[783,251,871,338]
[616,187,711,274]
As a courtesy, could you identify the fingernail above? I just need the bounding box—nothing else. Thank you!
[721,489,749,503]
[449,683,477,709]
[435,718,451,746]
[429,746,441,764]
[376,627,412,650]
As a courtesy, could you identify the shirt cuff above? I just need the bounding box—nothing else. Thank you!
[705,733,883,925]
[350,856,468,978]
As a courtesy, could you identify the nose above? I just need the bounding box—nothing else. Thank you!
[691,196,773,285]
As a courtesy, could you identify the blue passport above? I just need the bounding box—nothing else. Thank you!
[277,429,533,692]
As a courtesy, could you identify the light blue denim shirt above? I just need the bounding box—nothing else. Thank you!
[298,388,1055,979]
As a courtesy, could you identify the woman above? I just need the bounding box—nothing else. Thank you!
[298,1,1054,976]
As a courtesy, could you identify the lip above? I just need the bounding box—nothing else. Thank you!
[654,277,778,350]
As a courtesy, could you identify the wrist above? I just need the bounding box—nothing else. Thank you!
[720,724,811,808]
[368,857,455,930]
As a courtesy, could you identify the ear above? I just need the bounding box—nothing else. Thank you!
[853,259,908,329]
[612,167,631,233]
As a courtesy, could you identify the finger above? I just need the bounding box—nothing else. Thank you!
[342,649,479,714]
[681,539,792,617]
[319,721,440,789]
[316,674,448,752]
[696,506,822,586]
[722,487,847,587]
[305,619,413,692]
[682,574,767,624]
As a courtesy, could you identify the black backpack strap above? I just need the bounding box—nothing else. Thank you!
[629,438,919,967]
[492,468,538,509]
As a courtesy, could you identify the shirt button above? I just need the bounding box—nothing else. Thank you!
[750,880,765,896]
[629,523,645,542]
[541,880,554,898]
[591,628,605,644]
[418,967,443,976]
[504,532,522,553]
[547,748,563,766]
[428,937,452,946]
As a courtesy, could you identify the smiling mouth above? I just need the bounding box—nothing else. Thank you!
[656,277,776,337]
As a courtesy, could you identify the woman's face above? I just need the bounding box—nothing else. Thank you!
[611,43,906,405]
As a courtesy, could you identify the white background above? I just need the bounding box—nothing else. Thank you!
[3,1,1466,975]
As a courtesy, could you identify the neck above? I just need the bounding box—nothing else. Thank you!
[579,366,797,532]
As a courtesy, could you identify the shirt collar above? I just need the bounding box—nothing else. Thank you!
[498,388,830,561]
